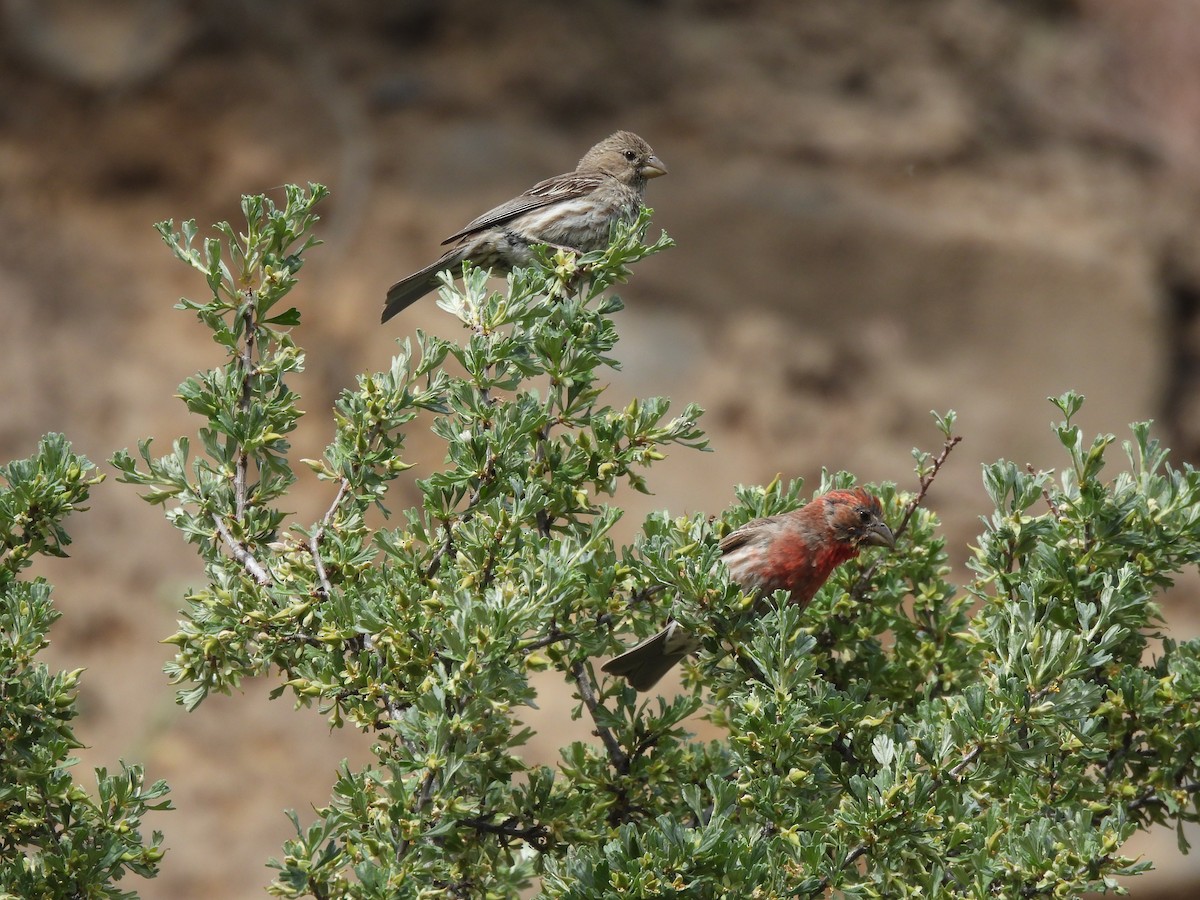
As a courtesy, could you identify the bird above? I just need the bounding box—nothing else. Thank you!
[381,131,667,323]
[602,488,895,691]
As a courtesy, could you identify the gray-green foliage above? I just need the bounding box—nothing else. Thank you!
[1,434,171,898]
[115,185,1200,898]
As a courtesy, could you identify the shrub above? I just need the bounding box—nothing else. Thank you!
[1,434,170,899]
[103,185,1200,898]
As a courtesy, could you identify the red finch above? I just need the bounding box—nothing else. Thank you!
[382,131,668,323]
[603,488,895,691]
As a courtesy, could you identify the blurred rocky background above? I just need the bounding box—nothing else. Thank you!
[3,0,1200,896]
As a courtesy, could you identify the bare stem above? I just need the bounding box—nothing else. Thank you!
[1128,782,1200,812]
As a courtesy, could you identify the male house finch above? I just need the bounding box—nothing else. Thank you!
[603,488,895,691]
[381,131,667,323]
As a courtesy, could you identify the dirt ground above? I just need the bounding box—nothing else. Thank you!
[4,0,1200,896]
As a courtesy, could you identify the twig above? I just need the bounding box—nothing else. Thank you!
[430,353,500,582]
[947,745,981,782]
[729,646,768,686]
[534,423,553,537]
[810,843,871,895]
[1127,782,1200,813]
[831,732,860,768]
[309,478,349,599]
[571,661,629,774]
[914,742,982,795]
[424,452,493,579]
[234,292,256,521]
[993,781,1200,900]
[426,519,454,579]
[458,815,550,852]
[397,768,439,860]
[896,434,962,541]
[479,523,502,591]
[519,627,573,652]
[357,633,407,730]
[1027,462,1061,519]
[213,515,271,585]
[628,729,663,765]
[851,434,961,601]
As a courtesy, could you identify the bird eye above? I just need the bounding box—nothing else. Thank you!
[858,508,872,523]
[623,149,637,161]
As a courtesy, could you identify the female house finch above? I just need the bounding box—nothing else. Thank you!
[603,488,895,691]
[382,131,668,323]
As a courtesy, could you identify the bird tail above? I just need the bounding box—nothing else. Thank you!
[601,621,700,692]
[381,250,463,323]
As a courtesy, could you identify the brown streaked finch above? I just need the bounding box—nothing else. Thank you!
[603,488,895,691]
[381,130,667,323]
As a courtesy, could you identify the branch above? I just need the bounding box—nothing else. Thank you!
[851,433,961,601]
[896,434,962,541]
[1127,781,1200,813]
[728,645,768,686]
[534,422,553,538]
[234,291,256,521]
[309,477,349,599]
[1027,462,1061,519]
[913,743,981,797]
[397,768,438,860]
[458,815,550,852]
[213,515,271,585]
[518,626,573,653]
[424,451,494,579]
[810,843,871,895]
[947,745,981,782]
[992,781,1200,899]
[479,522,502,591]
[357,633,408,731]
[571,661,629,774]
[426,519,454,579]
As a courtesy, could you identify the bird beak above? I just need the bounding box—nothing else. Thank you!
[862,520,895,549]
[641,155,668,178]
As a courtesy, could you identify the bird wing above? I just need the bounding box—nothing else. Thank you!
[719,515,782,555]
[439,171,609,245]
